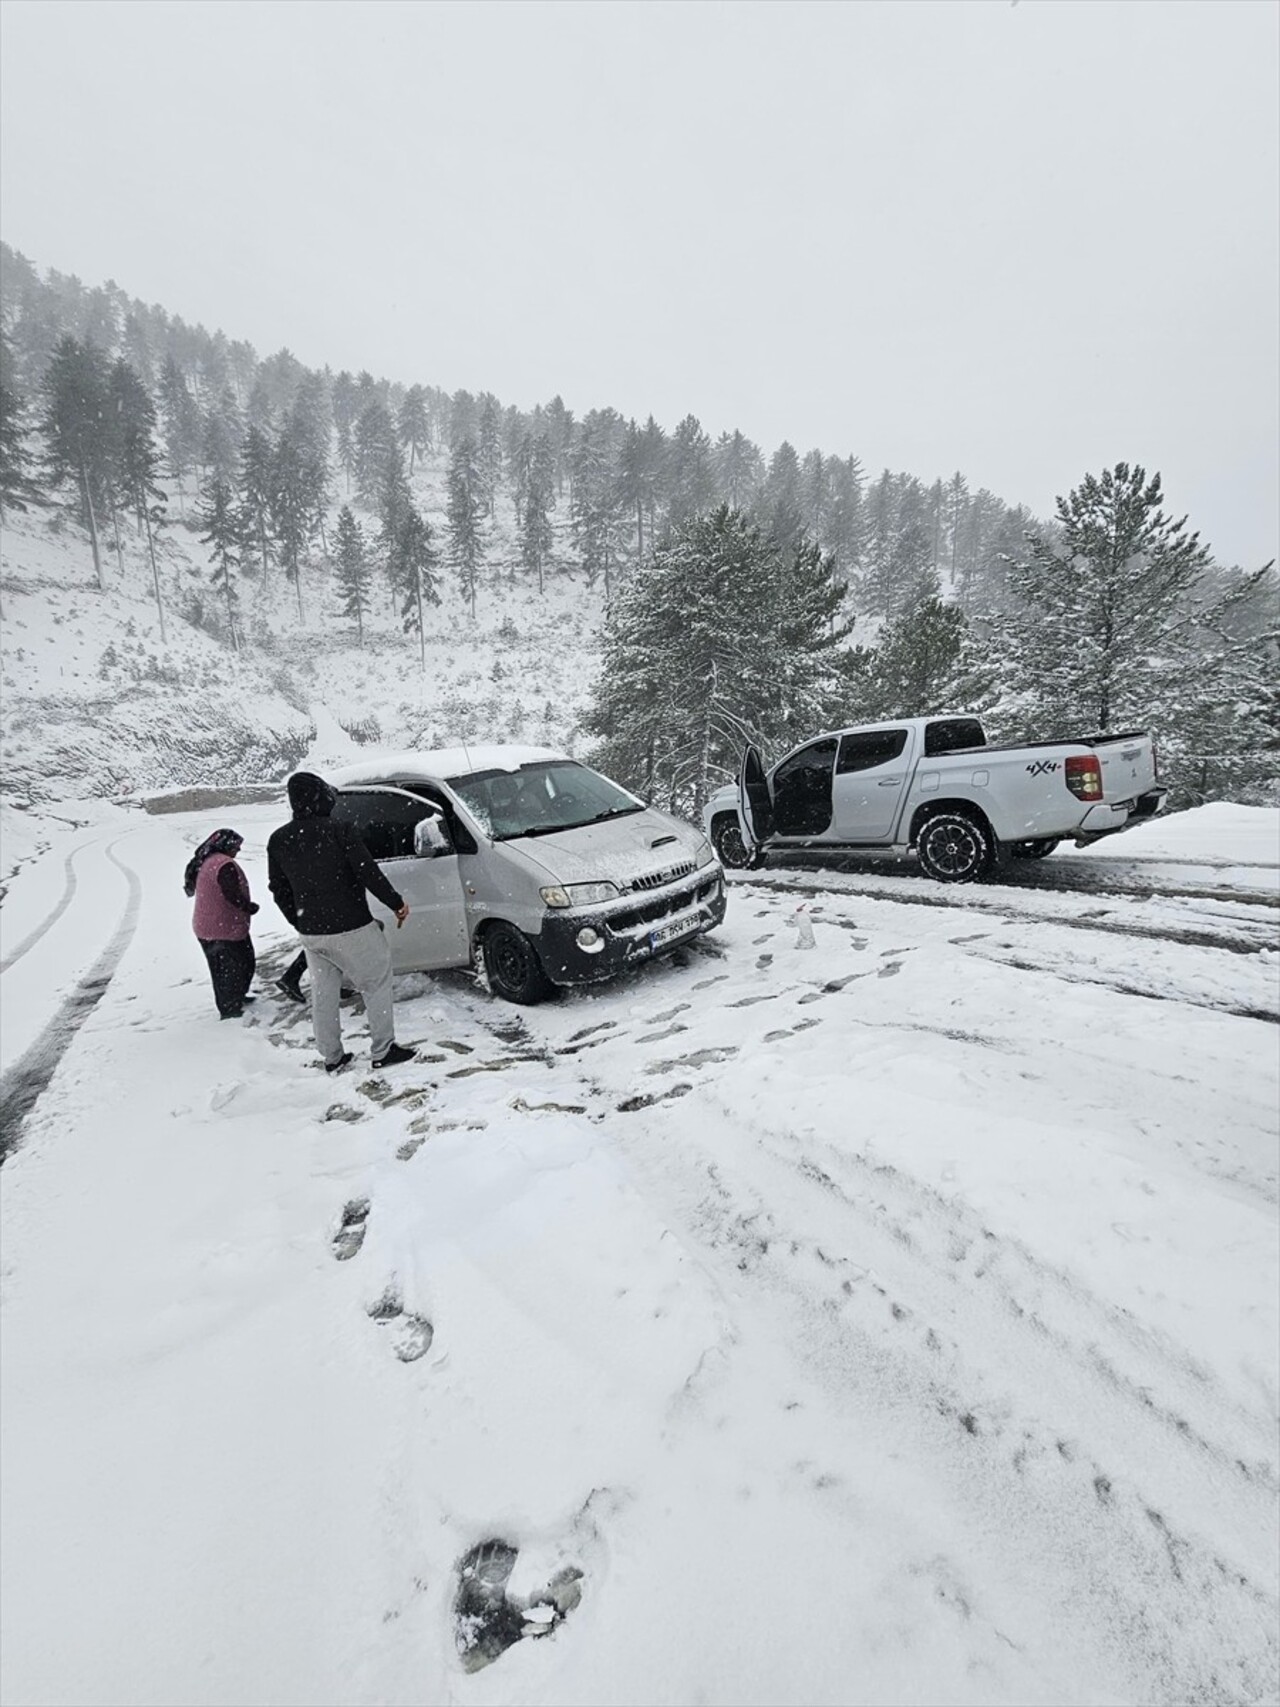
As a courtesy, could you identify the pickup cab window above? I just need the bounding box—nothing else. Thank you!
[924,718,985,756]
[837,729,908,773]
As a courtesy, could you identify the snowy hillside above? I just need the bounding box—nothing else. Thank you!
[0,791,1276,1705]
[0,452,606,806]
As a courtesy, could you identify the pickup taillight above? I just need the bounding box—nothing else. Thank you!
[1152,741,1160,780]
[1065,754,1103,800]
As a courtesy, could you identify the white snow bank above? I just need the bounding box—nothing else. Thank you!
[1070,802,1280,867]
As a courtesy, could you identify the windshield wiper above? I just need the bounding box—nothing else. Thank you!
[573,806,645,826]
[497,805,645,840]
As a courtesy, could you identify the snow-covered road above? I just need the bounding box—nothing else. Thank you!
[1,804,1277,1706]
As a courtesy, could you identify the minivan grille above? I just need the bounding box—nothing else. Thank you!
[630,859,696,893]
[611,876,720,933]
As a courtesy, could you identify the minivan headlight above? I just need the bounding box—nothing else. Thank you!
[695,841,717,867]
[540,881,621,909]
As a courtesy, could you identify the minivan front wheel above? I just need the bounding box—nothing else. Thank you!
[482,922,554,1005]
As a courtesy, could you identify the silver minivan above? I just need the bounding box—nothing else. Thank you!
[327,745,727,1003]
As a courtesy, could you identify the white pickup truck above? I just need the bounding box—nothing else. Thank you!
[702,714,1166,882]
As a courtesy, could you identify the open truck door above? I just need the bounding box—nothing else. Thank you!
[738,745,774,854]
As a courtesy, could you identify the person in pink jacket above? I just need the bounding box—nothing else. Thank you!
[184,828,259,1019]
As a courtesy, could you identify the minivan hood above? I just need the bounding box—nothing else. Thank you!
[499,808,708,888]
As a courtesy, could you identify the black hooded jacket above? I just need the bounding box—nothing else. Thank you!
[267,772,404,936]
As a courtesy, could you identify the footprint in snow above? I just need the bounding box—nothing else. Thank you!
[569,1020,618,1043]
[454,1540,583,1673]
[638,1023,689,1043]
[692,975,730,991]
[764,1018,824,1041]
[797,975,863,1004]
[878,961,902,979]
[322,1103,367,1124]
[645,1045,738,1075]
[618,1082,693,1112]
[332,1199,370,1260]
[366,1286,434,1361]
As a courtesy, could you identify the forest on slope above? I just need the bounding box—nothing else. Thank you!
[0,243,1275,812]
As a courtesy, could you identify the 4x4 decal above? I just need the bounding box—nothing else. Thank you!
[1026,758,1060,777]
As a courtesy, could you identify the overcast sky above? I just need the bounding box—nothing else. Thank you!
[1,0,1276,567]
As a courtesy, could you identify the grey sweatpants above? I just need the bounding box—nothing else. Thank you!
[300,920,396,1067]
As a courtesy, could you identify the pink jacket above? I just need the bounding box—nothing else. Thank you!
[192,853,252,942]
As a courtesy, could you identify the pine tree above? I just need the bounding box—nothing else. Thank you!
[543,394,575,497]
[40,334,111,586]
[519,434,556,593]
[618,417,667,557]
[333,504,371,644]
[1004,463,1216,733]
[449,389,478,450]
[860,596,979,719]
[332,370,358,490]
[198,474,242,648]
[446,436,486,618]
[398,384,430,474]
[354,401,396,511]
[584,506,851,816]
[375,437,412,614]
[477,393,504,515]
[0,330,43,519]
[713,429,763,511]
[570,409,627,597]
[283,385,331,555]
[827,455,865,590]
[760,441,803,553]
[665,414,715,534]
[800,449,831,540]
[270,427,311,622]
[203,387,243,485]
[391,502,441,669]
[239,426,275,590]
[945,471,969,587]
[110,359,168,639]
[158,355,200,511]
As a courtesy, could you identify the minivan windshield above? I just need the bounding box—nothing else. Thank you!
[447,760,644,842]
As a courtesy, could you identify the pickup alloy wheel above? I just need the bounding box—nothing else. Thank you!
[482,922,553,1004]
[916,811,994,883]
[711,814,765,871]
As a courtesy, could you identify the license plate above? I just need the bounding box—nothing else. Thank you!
[649,914,698,951]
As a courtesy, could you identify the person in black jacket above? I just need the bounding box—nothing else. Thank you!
[267,771,415,1073]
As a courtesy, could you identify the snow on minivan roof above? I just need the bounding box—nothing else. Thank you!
[327,745,567,788]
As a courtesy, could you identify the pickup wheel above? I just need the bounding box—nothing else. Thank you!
[1010,838,1060,860]
[711,813,765,871]
[916,810,995,884]
[481,922,554,1005]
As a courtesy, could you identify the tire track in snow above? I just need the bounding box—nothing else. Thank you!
[736,872,1277,954]
[0,843,88,974]
[604,1085,1279,1704]
[747,854,1279,911]
[0,840,142,1161]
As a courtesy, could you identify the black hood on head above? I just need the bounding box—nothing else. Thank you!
[288,772,336,819]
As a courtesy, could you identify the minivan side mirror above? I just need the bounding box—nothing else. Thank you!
[413,815,451,858]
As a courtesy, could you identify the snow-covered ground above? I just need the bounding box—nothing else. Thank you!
[1,799,1277,1706]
